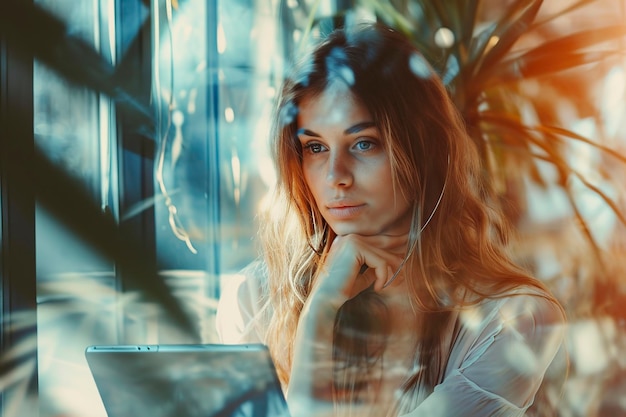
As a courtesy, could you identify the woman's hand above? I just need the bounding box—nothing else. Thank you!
[296,232,409,360]
[310,232,409,303]
[287,232,409,416]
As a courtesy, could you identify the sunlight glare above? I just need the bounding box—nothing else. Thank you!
[569,318,613,375]
[505,340,538,375]
[486,35,500,53]
[459,307,484,331]
[279,100,298,126]
[602,66,626,138]
[217,22,226,54]
[409,52,432,79]
[224,107,235,123]
[293,29,302,44]
[434,27,455,48]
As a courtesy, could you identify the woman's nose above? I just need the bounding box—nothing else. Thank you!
[326,151,353,187]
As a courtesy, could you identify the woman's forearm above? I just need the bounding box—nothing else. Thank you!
[287,294,344,417]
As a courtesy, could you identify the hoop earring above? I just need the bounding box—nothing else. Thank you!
[308,210,327,256]
[382,154,450,288]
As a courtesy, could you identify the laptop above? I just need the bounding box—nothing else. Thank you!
[85,343,291,417]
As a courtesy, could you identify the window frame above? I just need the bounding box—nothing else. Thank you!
[0,0,225,414]
[0,0,39,415]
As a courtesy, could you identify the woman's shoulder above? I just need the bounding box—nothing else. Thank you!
[215,259,272,344]
[220,259,269,306]
[436,284,568,414]
[488,284,565,326]
[238,258,269,288]
[456,283,566,349]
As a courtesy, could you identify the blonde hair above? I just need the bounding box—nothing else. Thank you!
[259,22,555,395]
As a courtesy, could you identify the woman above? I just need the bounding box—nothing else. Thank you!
[216,22,566,417]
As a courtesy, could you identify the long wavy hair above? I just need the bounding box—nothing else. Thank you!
[259,21,555,404]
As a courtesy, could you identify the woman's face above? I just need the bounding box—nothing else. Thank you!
[296,86,413,237]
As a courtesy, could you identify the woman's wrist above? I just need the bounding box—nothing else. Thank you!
[302,289,347,322]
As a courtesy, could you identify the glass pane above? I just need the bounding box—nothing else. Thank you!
[151,0,219,344]
[151,0,283,343]
[34,0,119,415]
[31,0,288,414]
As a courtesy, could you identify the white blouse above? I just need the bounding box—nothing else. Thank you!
[216,261,567,417]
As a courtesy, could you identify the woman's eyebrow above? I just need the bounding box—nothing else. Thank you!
[296,122,376,138]
[344,121,376,135]
[296,128,319,137]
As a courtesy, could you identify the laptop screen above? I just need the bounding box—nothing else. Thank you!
[85,344,291,417]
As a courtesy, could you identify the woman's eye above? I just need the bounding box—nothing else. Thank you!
[303,142,325,154]
[355,140,375,151]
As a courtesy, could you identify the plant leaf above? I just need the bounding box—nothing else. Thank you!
[489,49,625,86]
[572,171,626,228]
[466,0,543,102]
[535,124,626,165]
[531,0,604,28]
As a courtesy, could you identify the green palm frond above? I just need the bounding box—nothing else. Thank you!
[462,0,543,85]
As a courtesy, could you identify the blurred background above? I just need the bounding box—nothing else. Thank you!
[1,0,625,416]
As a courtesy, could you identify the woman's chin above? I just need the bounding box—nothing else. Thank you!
[331,224,380,237]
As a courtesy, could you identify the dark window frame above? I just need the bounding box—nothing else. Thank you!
[0,0,39,415]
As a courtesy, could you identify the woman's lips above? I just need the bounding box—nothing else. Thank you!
[326,204,366,219]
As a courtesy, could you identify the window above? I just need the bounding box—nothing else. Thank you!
[1,0,299,415]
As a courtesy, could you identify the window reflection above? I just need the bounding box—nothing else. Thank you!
[152,0,278,276]
[32,0,285,415]
[33,0,118,415]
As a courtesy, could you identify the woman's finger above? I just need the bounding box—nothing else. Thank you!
[316,235,405,300]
